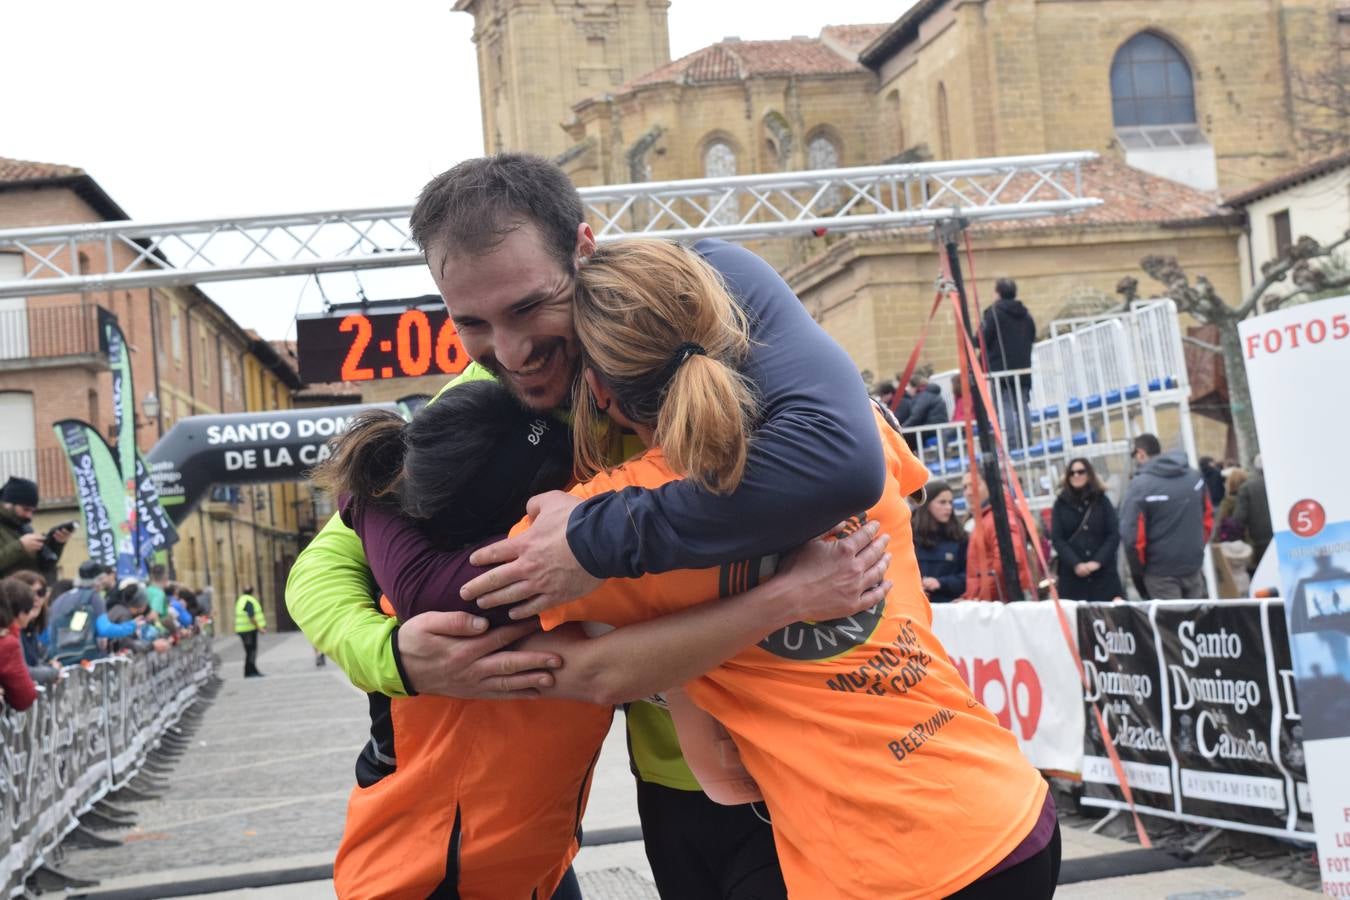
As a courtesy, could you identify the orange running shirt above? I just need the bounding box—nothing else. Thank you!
[334,597,613,899]
[540,412,1047,899]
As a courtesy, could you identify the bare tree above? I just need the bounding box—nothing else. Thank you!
[1291,58,1350,157]
[1116,230,1350,467]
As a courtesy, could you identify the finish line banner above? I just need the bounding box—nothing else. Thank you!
[931,598,1312,842]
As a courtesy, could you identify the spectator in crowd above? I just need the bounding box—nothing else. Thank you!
[950,377,969,424]
[1119,434,1212,600]
[145,564,170,618]
[0,476,72,581]
[911,482,968,603]
[962,470,1033,602]
[981,278,1036,449]
[1199,456,1226,506]
[1050,459,1124,602]
[0,577,39,711]
[235,587,266,678]
[894,378,917,424]
[100,582,163,654]
[1213,467,1248,541]
[875,380,897,412]
[902,372,949,431]
[48,561,116,665]
[1234,454,1273,575]
[11,571,59,685]
[169,587,195,629]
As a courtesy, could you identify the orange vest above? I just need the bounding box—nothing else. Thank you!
[334,599,613,899]
[541,412,1046,900]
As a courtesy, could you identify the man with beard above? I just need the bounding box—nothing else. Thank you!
[0,477,70,581]
[287,153,886,897]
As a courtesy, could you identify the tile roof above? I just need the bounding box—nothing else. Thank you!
[0,156,85,183]
[619,28,881,93]
[820,24,890,56]
[1223,149,1350,208]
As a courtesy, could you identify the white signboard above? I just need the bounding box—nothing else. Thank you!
[1240,294,1350,897]
[930,600,1085,773]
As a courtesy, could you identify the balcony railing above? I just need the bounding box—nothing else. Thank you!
[0,302,102,362]
[0,447,76,506]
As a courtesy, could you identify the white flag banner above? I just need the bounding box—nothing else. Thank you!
[930,600,1084,773]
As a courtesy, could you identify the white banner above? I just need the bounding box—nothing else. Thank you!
[1241,293,1350,896]
[930,600,1084,773]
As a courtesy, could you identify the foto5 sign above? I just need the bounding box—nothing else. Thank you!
[1240,293,1350,896]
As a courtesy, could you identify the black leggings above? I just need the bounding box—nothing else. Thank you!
[549,866,581,900]
[636,779,787,900]
[946,822,1061,899]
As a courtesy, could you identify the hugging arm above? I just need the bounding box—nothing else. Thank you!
[526,522,891,706]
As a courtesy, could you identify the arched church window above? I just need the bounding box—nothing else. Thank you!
[807,132,842,207]
[703,139,738,226]
[1110,32,1195,127]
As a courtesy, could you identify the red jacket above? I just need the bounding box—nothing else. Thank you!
[0,624,37,711]
[964,503,1035,602]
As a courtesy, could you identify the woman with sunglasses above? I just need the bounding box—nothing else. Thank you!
[11,571,59,684]
[1050,458,1124,601]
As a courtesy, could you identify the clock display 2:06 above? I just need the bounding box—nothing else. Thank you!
[339,310,467,381]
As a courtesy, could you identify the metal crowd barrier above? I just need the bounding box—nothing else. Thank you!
[0,637,216,897]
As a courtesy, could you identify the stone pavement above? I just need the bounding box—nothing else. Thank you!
[57,632,1312,899]
[60,631,367,896]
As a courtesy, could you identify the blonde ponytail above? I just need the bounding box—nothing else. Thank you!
[571,239,757,494]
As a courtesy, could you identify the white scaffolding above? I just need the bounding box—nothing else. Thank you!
[0,152,1100,298]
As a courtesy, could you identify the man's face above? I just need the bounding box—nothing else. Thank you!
[429,222,592,412]
[3,502,34,523]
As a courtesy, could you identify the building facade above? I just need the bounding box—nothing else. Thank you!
[0,156,311,628]
[453,0,1347,455]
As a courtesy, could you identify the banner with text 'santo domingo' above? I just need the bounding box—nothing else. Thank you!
[1155,603,1292,833]
[1078,602,1175,814]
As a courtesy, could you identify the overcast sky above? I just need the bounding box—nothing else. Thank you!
[5,0,907,338]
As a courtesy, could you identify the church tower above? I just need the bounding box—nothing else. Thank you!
[455,0,671,159]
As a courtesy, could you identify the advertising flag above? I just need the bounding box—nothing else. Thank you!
[53,419,131,576]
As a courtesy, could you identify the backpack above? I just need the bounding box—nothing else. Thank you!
[51,587,101,665]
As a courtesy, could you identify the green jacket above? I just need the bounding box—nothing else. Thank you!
[0,506,57,580]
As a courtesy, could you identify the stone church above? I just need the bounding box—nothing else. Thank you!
[454,0,1345,419]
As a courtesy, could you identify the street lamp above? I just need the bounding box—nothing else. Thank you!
[142,391,160,421]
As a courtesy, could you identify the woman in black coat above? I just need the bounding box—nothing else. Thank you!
[1051,458,1124,601]
[912,483,968,603]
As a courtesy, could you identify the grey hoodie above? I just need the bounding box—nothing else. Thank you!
[1119,450,1213,580]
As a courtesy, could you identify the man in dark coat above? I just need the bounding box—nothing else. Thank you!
[1119,434,1213,599]
[0,477,70,581]
[1199,456,1225,506]
[1234,455,1272,574]
[981,279,1036,448]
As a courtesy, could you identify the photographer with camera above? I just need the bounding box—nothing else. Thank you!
[0,477,73,582]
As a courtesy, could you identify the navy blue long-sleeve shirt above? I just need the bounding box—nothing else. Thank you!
[567,239,887,578]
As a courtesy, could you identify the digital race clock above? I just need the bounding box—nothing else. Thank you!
[295,297,469,384]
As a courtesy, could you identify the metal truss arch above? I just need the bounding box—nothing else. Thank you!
[0,152,1101,299]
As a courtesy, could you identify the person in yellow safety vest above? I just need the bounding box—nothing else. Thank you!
[234,588,267,678]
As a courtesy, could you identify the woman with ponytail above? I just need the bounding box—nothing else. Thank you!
[531,239,1060,900]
